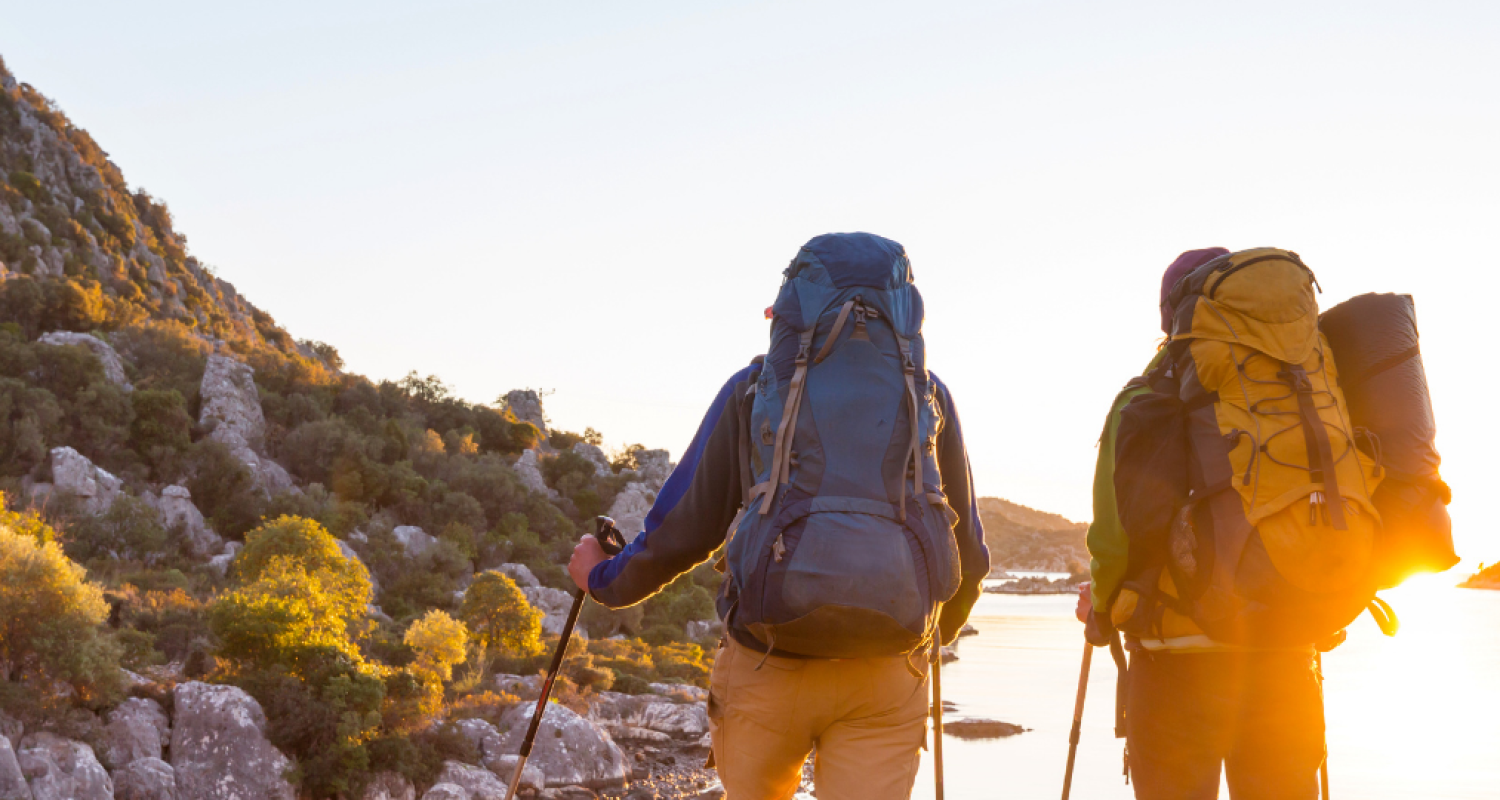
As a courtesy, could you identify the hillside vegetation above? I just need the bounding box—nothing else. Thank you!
[978,497,1088,574]
[0,55,718,797]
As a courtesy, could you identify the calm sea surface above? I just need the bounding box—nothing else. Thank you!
[905,576,1500,800]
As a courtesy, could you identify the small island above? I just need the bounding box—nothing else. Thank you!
[1458,562,1500,590]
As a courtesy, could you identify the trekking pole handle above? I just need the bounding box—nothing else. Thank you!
[572,516,626,601]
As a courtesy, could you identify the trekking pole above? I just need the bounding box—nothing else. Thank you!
[1318,651,1330,800]
[1061,639,1094,800]
[503,516,626,800]
[931,644,946,800]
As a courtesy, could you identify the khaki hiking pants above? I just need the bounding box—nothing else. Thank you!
[707,638,931,800]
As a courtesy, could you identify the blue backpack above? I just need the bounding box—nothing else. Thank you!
[721,233,962,661]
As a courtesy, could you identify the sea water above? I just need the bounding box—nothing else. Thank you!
[908,576,1500,799]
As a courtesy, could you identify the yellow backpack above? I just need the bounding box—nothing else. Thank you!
[1113,248,1385,646]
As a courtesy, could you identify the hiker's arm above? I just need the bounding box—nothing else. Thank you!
[1086,396,1131,614]
[586,369,751,608]
[932,378,990,645]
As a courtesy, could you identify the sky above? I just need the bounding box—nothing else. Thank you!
[2,1,1496,564]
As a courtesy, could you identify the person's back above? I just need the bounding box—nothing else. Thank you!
[571,232,989,800]
[1082,247,1329,800]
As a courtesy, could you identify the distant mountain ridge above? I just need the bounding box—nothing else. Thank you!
[978,496,1089,573]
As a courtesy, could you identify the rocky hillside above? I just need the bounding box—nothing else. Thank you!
[978,497,1088,574]
[0,55,732,800]
[1459,562,1500,590]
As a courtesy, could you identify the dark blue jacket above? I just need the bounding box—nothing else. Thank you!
[589,366,989,647]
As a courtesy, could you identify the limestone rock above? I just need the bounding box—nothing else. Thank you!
[199,356,265,450]
[432,761,507,800]
[684,618,722,642]
[599,724,670,744]
[539,788,598,800]
[420,784,468,800]
[37,332,132,390]
[481,755,543,794]
[111,757,176,800]
[47,446,121,514]
[0,713,23,746]
[494,702,628,789]
[501,390,547,435]
[170,681,295,800]
[0,734,29,800]
[452,719,500,757]
[15,732,112,800]
[571,442,611,477]
[637,702,709,738]
[149,485,222,560]
[630,449,673,485]
[523,586,583,638]
[496,563,539,588]
[392,525,437,560]
[492,674,541,701]
[360,771,415,800]
[648,683,709,703]
[101,697,170,769]
[605,482,654,542]
[514,451,557,499]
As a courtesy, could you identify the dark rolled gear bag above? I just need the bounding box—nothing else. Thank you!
[1320,293,1458,588]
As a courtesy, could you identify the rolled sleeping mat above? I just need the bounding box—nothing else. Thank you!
[1320,293,1458,588]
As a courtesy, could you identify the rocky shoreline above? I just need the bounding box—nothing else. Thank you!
[984,575,1081,595]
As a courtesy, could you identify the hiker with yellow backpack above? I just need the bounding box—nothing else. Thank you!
[1078,247,1459,799]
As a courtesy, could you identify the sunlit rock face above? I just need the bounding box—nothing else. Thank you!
[170,682,295,800]
[44,445,122,515]
[111,757,177,800]
[197,355,296,496]
[494,702,629,789]
[15,732,113,800]
[502,389,548,436]
[100,697,171,769]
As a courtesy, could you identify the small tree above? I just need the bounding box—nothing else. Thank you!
[235,515,372,625]
[0,523,123,702]
[403,610,469,682]
[459,571,543,675]
[210,557,363,676]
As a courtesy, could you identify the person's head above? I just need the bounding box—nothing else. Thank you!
[1159,247,1229,334]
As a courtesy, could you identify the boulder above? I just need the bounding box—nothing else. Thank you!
[598,724,669,744]
[959,623,979,638]
[605,483,654,542]
[495,563,539,588]
[360,771,415,800]
[170,681,295,799]
[47,446,121,514]
[495,702,628,789]
[540,788,597,800]
[492,674,541,700]
[15,732,112,800]
[0,734,29,800]
[111,757,176,800]
[630,449,673,485]
[421,784,468,800]
[570,443,611,477]
[432,761,507,800]
[0,713,21,745]
[514,451,557,499]
[452,719,500,758]
[940,646,959,665]
[501,390,548,435]
[637,702,709,738]
[392,525,437,560]
[198,356,265,450]
[101,697,170,769]
[522,586,583,638]
[37,332,132,390]
[684,619,722,642]
[149,485,222,560]
[648,683,708,703]
[480,755,543,794]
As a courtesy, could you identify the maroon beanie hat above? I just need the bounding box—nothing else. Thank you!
[1159,247,1230,334]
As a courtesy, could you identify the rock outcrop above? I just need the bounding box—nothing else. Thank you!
[101,697,171,769]
[111,757,176,800]
[359,771,415,800]
[494,702,628,789]
[481,755,543,794]
[392,525,437,560]
[0,734,28,800]
[590,693,708,740]
[606,448,673,541]
[145,485,222,560]
[37,332,132,390]
[432,761,508,800]
[420,784,467,800]
[170,681,295,800]
[15,732,112,800]
[496,563,539,588]
[501,390,547,436]
[198,356,295,496]
[571,443,612,476]
[514,451,557,499]
[43,446,121,514]
[523,586,583,638]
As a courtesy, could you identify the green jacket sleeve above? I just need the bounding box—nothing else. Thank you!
[1087,350,1166,610]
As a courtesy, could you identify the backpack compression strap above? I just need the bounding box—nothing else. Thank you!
[1280,362,1348,530]
[756,328,815,516]
[896,335,931,524]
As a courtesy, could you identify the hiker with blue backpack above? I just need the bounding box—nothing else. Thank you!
[1078,248,1458,799]
[568,232,989,800]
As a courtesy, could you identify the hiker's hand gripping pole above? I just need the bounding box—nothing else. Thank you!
[504,516,626,800]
